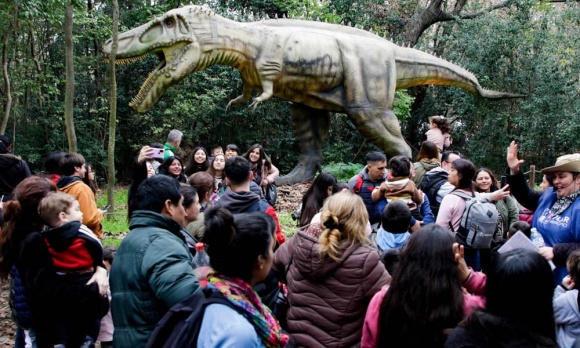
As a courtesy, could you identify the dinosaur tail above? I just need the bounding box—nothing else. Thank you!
[394,46,525,99]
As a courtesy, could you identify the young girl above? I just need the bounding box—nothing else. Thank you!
[426,115,452,154]
[554,250,580,348]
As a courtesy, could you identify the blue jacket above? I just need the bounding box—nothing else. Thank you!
[376,227,410,252]
[198,301,264,347]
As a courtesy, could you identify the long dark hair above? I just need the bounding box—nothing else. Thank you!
[159,156,187,183]
[417,141,440,162]
[299,173,337,227]
[184,146,210,176]
[377,224,464,347]
[82,163,97,196]
[203,206,275,283]
[243,144,272,182]
[0,176,56,280]
[452,158,476,193]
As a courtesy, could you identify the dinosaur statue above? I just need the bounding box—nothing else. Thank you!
[102,5,523,185]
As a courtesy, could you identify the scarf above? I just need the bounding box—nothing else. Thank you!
[550,189,580,216]
[208,273,289,348]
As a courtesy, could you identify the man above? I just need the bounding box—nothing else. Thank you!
[420,150,461,217]
[110,175,199,347]
[348,151,388,225]
[217,156,285,246]
[163,129,183,161]
[0,134,31,202]
[57,153,104,238]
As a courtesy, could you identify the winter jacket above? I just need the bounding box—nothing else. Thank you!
[110,210,200,348]
[57,176,103,238]
[349,168,387,225]
[0,153,31,201]
[272,225,390,347]
[507,172,580,284]
[16,222,104,348]
[362,271,486,348]
[445,310,558,348]
[163,142,178,161]
[421,167,455,217]
[554,286,580,348]
[375,227,410,252]
[413,158,440,187]
[494,194,519,238]
[217,190,285,246]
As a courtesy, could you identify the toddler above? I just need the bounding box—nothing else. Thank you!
[38,191,106,348]
[554,250,580,348]
[426,115,452,153]
[375,200,412,252]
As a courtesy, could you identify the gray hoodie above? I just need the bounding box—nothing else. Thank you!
[554,286,580,348]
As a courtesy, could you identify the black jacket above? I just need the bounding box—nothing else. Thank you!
[0,153,31,201]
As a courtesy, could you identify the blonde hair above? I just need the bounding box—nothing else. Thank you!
[318,191,370,260]
[38,191,76,227]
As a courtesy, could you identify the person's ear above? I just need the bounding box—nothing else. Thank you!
[249,171,254,181]
[255,255,266,270]
[162,199,174,217]
[58,211,68,222]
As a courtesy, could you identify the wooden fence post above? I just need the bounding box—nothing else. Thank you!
[529,165,536,189]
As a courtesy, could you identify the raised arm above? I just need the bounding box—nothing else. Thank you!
[505,141,542,211]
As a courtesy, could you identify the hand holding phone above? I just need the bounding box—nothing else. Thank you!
[500,175,507,189]
[150,148,165,159]
[101,205,111,212]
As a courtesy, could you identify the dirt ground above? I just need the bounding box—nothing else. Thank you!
[0,183,311,347]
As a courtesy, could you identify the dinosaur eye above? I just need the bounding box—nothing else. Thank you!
[165,17,175,28]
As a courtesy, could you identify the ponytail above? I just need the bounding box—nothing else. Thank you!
[319,213,343,260]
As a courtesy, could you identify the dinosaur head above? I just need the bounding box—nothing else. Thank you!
[102,7,202,112]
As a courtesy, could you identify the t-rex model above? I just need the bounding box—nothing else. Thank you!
[102,5,523,185]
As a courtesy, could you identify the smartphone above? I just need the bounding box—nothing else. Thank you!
[102,205,111,211]
[150,148,164,159]
[500,175,507,188]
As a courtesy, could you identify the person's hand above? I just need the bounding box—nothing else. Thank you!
[562,275,576,290]
[490,185,510,201]
[137,146,154,164]
[261,179,269,188]
[87,266,109,296]
[453,243,471,283]
[539,246,554,261]
[506,141,524,175]
[410,220,421,233]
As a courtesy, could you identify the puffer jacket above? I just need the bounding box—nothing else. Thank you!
[273,225,390,347]
[413,158,440,187]
[110,210,200,348]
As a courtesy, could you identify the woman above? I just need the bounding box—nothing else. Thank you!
[474,168,519,239]
[362,225,486,348]
[159,156,187,183]
[83,163,98,196]
[185,146,210,176]
[506,141,580,283]
[224,144,240,159]
[273,191,390,347]
[0,176,108,347]
[207,153,226,200]
[445,249,557,347]
[436,159,508,270]
[413,140,441,187]
[198,206,289,347]
[187,172,214,240]
[243,144,279,189]
[299,172,337,227]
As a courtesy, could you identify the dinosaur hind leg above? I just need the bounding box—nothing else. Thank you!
[347,108,411,158]
[276,103,330,185]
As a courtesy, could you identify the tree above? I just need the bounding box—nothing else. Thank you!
[64,0,77,152]
[0,4,18,134]
[107,0,119,210]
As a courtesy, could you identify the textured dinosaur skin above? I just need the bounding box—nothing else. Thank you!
[103,5,523,184]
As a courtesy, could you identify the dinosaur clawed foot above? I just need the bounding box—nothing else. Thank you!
[275,162,320,185]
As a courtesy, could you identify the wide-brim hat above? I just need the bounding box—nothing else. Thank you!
[541,154,580,174]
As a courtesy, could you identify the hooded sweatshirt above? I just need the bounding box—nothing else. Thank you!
[272,224,390,347]
[554,286,580,348]
[0,153,31,201]
[57,176,103,238]
[413,158,440,187]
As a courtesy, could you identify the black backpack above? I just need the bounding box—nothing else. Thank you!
[420,171,448,216]
[146,287,236,348]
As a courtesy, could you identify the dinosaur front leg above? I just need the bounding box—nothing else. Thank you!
[226,83,253,112]
[346,108,412,158]
[248,80,274,111]
[276,103,330,185]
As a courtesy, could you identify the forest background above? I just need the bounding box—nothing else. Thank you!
[0,0,578,191]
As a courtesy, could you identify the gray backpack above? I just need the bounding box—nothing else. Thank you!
[450,191,499,249]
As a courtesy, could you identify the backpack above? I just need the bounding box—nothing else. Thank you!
[450,191,499,249]
[146,287,237,348]
[420,172,448,216]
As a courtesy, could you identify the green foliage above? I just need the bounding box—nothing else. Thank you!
[322,162,364,182]
[279,212,299,238]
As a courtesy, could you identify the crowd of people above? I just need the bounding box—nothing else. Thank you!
[1,124,580,348]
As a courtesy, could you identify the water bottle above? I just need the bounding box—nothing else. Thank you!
[192,243,211,288]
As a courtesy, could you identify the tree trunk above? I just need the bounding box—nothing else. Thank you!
[107,0,119,212]
[64,0,77,152]
[1,21,13,134]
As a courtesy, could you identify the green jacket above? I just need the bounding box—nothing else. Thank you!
[413,159,440,187]
[110,210,200,348]
[495,194,520,236]
[163,143,178,161]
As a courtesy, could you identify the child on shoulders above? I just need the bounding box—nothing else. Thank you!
[554,250,580,348]
[38,191,107,348]
[426,115,452,154]
[375,200,412,252]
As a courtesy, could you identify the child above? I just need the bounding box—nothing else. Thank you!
[554,250,580,348]
[375,200,412,252]
[98,246,116,348]
[372,156,423,213]
[509,220,545,248]
[38,191,106,348]
[426,115,452,154]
